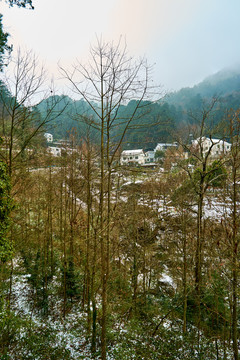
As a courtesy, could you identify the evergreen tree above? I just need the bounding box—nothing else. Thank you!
[0,14,11,71]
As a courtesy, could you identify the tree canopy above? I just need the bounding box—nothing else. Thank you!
[0,14,12,71]
[2,0,34,8]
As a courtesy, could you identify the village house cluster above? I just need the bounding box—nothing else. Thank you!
[120,137,232,166]
[44,133,76,156]
[44,133,232,165]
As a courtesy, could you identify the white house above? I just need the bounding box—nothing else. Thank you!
[120,149,145,165]
[47,146,61,157]
[144,150,155,163]
[154,143,178,153]
[44,133,53,143]
[192,137,231,157]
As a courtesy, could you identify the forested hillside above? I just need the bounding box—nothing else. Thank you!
[36,67,240,148]
[168,67,240,105]
[1,104,240,359]
[1,34,240,360]
[167,67,240,127]
[1,65,238,149]
[37,96,177,148]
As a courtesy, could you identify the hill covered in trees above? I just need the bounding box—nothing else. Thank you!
[35,66,240,148]
[168,66,240,106]
[1,44,240,359]
[36,95,176,148]
[1,66,239,149]
[167,66,240,120]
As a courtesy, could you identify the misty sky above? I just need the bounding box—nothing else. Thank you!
[1,0,240,94]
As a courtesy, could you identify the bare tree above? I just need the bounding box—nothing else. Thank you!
[0,49,66,180]
[173,99,231,352]
[176,100,226,291]
[222,109,240,360]
[61,37,157,359]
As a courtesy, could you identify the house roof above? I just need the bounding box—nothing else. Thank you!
[121,149,144,156]
[192,137,231,146]
[155,143,177,147]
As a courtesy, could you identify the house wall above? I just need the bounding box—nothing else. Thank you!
[47,146,61,157]
[120,150,145,165]
[204,140,231,156]
[144,151,155,163]
[193,137,232,157]
[44,133,53,143]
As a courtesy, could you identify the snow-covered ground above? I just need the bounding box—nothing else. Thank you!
[9,271,119,359]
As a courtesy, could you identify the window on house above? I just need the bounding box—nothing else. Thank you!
[135,156,138,159]
[123,157,126,160]
[130,156,133,160]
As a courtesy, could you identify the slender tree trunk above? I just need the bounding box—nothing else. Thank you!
[182,212,187,334]
[231,167,238,360]
[196,191,203,293]
[48,165,54,276]
[63,166,68,319]
[100,65,107,360]
[91,229,97,355]
[85,138,92,332]
[196,176,204,354]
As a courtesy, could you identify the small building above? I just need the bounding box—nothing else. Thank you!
[192,137,231,157]
[144,150,155,163]
[120,149,145,165]
[47,146,61,157]
[154,142,178,153]
[44,133,53,143]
